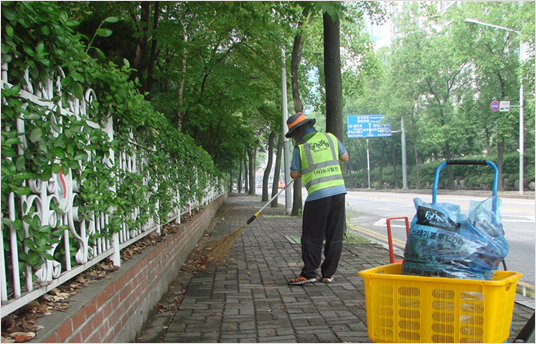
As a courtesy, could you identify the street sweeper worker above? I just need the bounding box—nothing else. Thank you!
[285,112,349,286]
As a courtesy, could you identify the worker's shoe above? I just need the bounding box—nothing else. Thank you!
[321,276,335,283]
[289,275,317,285]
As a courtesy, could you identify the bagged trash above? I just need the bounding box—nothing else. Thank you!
[402,196,508,280]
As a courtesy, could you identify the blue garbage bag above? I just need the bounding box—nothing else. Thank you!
[402,196,508,280]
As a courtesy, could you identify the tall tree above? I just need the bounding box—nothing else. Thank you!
[323,11,344,140]
[132,2,150,87]
[271,134,284,208]
[447,1,532,191]
[262,132,275,202]
[146,1,160,96]
[289,5,312,216]
[248,147,255,195]
[147,2,287,171]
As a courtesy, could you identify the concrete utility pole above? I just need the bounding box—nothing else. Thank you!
[391,117,408,190]
[401,116,408,190]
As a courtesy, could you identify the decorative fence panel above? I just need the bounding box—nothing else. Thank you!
[1,63,226,316]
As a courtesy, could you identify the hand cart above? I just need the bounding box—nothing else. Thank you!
[359,159,524,343]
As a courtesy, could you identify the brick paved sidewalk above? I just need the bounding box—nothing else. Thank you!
[137,193,534,343]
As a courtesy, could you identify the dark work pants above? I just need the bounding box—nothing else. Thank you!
[300,193,346,279]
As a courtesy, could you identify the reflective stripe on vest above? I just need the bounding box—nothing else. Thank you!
[298,133,344,193]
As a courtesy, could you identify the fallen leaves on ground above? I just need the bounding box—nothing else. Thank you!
[9,332,35,343]
[1,314,42,343]
[180,248,208,275]
[156,303,169,312]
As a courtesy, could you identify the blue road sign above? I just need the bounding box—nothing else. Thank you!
[347,115,392,138]
[490,100,500,112]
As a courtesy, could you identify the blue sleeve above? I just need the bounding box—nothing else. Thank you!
[290,146,301,171]
[337,137,346,157]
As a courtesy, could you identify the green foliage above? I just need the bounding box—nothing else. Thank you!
[356,152,535,192]
[344,2,534,191]
[1,1,226,273]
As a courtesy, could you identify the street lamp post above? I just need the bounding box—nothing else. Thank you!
[464,18,524,195]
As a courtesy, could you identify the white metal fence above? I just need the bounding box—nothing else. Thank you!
[1,63,226,316]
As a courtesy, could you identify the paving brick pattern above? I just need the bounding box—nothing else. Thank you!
[137,193,534,343]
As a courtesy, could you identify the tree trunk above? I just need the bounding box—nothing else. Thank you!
[238,159,242,193]
[248,148,255,195]
[290,7,310,114]
[243,153,248,194]
[291,35,304,113]
[133,1,150,89]
[262,132,275,201]
[290,10,312,216]
[291,178,302,216]
[146,1,159,97]
[323,12,343,140]
[271,134,283,207]
[177,32,188,130]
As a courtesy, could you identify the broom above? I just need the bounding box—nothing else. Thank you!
[206,179,295,261]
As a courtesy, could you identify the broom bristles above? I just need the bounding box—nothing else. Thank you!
[206,222,248,261]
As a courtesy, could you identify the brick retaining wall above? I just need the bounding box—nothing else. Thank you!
[34,193,227,343]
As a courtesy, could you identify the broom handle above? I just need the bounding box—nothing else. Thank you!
[246,179,295,224]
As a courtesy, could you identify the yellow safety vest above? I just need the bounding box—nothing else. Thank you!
[298,132,344,193]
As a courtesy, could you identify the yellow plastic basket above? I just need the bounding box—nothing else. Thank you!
[358,263,522,343]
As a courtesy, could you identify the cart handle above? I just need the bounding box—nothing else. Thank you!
[432,159,499,212]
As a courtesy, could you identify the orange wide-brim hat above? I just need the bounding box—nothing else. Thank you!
[285,113,316,138]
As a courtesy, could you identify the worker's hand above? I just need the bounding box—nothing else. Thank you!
[290,171,301,179]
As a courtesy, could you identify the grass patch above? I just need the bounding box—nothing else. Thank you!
[344,232,371,243]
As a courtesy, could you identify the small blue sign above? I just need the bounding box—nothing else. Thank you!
[347,115,392,138]
[490,100,500,112]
